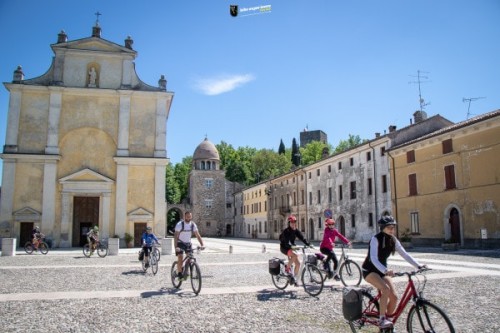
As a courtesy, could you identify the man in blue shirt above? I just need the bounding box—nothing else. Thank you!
[141,226,159,268]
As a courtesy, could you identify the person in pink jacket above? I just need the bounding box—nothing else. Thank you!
[320,218,352,279]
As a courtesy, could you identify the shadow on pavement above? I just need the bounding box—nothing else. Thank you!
[256,288,300,301]
[122,269,146,275]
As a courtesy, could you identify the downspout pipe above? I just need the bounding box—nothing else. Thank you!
[368,141,378,233]
[387,150,399,238]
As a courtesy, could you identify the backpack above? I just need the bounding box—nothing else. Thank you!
[180,221,194,237]
[342,287,363,321]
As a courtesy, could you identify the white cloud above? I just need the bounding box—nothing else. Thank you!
[193,73,255,95]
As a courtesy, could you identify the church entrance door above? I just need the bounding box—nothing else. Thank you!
[72,197,100,247]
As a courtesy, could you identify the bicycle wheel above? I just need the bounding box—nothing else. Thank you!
[189,261,202,295]
[24,242,34,254]
[171,261,182,288]
[39,242,49,255]
[271,263,289,290]
[339,259,362,286]
[83,244,91,257]
[301,264,324,297]
[407,300,455,333]
[153,247,160,262]
[316,262,329,282]
[150,255,159,275]
[97,244,108,258]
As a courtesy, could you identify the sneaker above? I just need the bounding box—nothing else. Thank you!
[177,272,183,279]
[327,272,334,279]
[334,274,341,281]
[145,263,150,268]
[379,317,393,329]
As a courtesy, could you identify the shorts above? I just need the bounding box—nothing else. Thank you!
[176,241,192,256]
[362,268,385,279]
[280,246,294,257]
[142,245,152,256]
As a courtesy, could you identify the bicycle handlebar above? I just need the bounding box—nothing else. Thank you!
[394,267,431,277]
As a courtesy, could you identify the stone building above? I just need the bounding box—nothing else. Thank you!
[184,138,243,237]
[0,24,173,247]
[388,109,500,248]
[300,129,327,147]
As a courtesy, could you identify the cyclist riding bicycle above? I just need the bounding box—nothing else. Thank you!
[86,226,99,256]
[174,211,204,278]
[141,226,159,268]
[279,214,311,286]
[31,226,43,251]
[362,215,426,329]
[320,218,352,279]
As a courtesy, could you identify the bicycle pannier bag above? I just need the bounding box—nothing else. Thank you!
[306,254,317,265]
[268,258,280,275]
[138,249,144,261]
[342,287,363,321]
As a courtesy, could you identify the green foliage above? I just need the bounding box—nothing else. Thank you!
[291,138,300,166]
[278,139,285,155]
[333,134,365,154]
[299,141,332,166]
[165,163,181,204]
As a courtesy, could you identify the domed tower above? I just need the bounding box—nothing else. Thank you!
[192,138,220,170]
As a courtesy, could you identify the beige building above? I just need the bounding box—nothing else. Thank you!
[0,24,173,247]
[387,109,500,248]
[237,182,268,238]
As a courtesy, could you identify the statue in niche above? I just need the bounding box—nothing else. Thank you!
[88,67,97,87]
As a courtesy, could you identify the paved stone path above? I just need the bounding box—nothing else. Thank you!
[1,238,499,332]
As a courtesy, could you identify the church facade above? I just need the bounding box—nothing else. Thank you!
[0,24,173,247]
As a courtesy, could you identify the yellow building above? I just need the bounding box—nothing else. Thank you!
[0,25,173,247]
[388,110,500,248]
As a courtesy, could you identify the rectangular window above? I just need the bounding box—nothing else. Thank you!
[409,173,417,196]
[293,192,296,205]
[442,139,453,154]
[410,212,420,233]
[381,147,386,156]
[328,187,332,203]
[382,175,388,193]
[350,181,356,199]
[317,190,321,204]
[366,151,371,161]
[308,172,312,179]
[318,217,322,229]
[368,213,373,227]
[444,165,456,189]
[351,214,356,228]
[301,190,305,205]
[328,165,332,173]
[406,150,415,163]
[205,178,213,188]
[339,185,343,201]
[205,199,213,208]
[309,192,312,205]
[226,203,231,208]
[338,161,342,170]
[367,178,373,195]
[317,169,320,176]
[350,157,354,166]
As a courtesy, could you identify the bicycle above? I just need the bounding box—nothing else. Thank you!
[346,268,455,333]
[24,234,49,255]
[269,245,324,297]
[316,243,362,286]
[83,239,108,258]
[170,246,204,295]
[141,245,159,275]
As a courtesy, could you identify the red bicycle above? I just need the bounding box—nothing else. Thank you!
[24,234,49,255]
[346,268,455,332]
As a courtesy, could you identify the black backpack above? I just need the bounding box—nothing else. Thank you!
[342,287,363,321]
[180,221,194,237]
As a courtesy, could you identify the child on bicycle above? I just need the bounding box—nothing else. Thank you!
[320,218,351,280]
[362,215,426,329]
[31,226,43,251]
[141,226,159,268]
[174,211,204,278]
[86,226,99,255]
[279,214,311,286]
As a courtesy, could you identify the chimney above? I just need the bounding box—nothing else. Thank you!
[125,36,133,49]
[375,132,380,138]
[57,30,67,43]
[13,66,24,83]
[388,125,397,133]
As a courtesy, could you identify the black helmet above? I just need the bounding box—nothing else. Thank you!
[378,215,397,229]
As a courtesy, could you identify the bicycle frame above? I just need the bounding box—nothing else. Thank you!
[317,243,347,274]
[289,246,312,277]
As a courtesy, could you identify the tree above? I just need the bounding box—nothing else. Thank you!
[278,139,285,155]
[173,156,192,202]
[299,141,332,165]
[291,138,300,166]
[333,134,365,154]
[216,141,236,170]
[165,163,180,204]
[252,149,292,183]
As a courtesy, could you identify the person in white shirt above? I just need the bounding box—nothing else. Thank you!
[174,211,204,278]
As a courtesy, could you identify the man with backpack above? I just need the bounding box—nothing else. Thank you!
[174,211,205,278]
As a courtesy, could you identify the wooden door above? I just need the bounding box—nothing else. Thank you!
[72,197,100,247]
[20,222,34,247]
[134,223,147,247]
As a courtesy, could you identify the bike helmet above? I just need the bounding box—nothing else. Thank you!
[93,226,99,231]
[325,218,335,226]
[146,226,152,231]
[34,226,40,231]
[287,215,297,224]
[378,215,397,229]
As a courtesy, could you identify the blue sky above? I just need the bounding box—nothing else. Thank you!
[0,0,499,185]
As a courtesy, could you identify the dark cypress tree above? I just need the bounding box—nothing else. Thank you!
[291,138,300,166]
[278,139,286,155]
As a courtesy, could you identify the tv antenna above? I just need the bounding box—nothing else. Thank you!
[463,97,485,119]
[409,70,431,111]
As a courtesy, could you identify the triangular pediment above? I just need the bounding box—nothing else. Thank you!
[128,207,153,221]
[59,168,114,183]
[13,207,41,221]
[52,37,135,55]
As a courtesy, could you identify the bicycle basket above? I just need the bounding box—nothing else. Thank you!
[342,287,363,321]
[306,254,317,265]
[138,249,144,261]
[268,258,280,275]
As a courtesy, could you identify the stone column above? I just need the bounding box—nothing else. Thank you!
[154,161,167,238]
[100,192,111,239]
[45,90,62,154]
[154,97,167,158]
[122,59,133,87]
[160,237,172,255]
[114,162,128,238]
[1,238,16,256]
[107,238,119,256]
[41,160,58,238]
[60,192,72,248]
[0,159,16,237]
[117,94,131,156]
[4,90,21,152]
